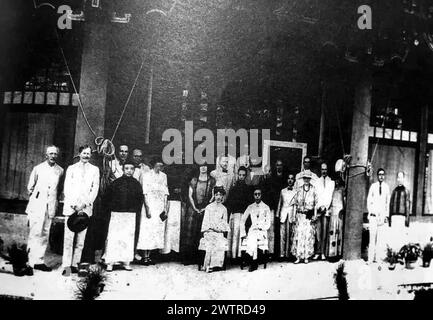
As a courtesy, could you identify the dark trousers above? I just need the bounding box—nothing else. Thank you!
[315,211,329,256]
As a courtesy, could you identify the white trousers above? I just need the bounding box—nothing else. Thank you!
[27,208,52,267]
[62,216,87,268]
[368,216,385,263]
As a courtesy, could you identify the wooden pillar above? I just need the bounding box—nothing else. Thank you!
[343,72,371,260]
[415,105,428,216]
[73,21,111,154]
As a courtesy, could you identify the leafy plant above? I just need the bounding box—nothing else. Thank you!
[334,261,349,300]
[384,246,400,265]
[399,243,422,262]
[75,265,107,300]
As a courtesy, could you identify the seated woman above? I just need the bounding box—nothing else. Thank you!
[240,186,271,272]
[198,186,229,273]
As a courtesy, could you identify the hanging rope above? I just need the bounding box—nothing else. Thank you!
[55,28,98,138]
[55,28,146,192]
[110,51,146,142]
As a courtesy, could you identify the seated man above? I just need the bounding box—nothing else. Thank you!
[103,159,144,271]
[240,186,271,272]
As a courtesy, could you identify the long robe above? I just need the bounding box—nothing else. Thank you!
[103,175,143,264]
[180,176,215,263]
[326,186,344,258]
[291,185,318,260]
[137,170,169,250]
[225,181,252,258]
[198,202,229,270]
[240,201,271,260]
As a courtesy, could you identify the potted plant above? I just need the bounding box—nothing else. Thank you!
[422,237,433,268]
[399,243,422,269]
[384,246,399,270]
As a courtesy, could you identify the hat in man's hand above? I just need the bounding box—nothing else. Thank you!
[67,211,90,233]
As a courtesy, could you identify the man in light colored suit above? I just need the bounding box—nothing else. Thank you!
[313,162,335,260]
[366,168,390,264]
[26,145,64,273]
[62,145,100,276]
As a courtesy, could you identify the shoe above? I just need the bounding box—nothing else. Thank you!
[106,264,113,272]
[134,254,142,261]
[304,259,309,264]
[147,259,156,266]
[248,264,258,272]
[34,264,52,272]
[14,266,33,277]
[312,254,320,260]
[123,265,132,271]
[71,266,78,274]
[62,267,71,277]
[294,259,301,264]
[320,254,326,261]
[78,269,89,277]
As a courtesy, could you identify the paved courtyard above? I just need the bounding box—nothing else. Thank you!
[1,255,432,300]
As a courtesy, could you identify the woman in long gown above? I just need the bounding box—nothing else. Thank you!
[291,171,318,264]
[180,163,215,265]
[326,177,345,259]
[198,186,230,273]
[136,157,169,265]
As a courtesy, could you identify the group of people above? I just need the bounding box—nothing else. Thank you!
[24,141,410,277]
[24,142,351,276]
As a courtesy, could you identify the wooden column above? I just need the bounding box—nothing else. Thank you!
[415,105,428,216]
[73,21,111,154]
[343,72,372,260]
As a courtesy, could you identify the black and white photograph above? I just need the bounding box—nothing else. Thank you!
[1,0,433,304]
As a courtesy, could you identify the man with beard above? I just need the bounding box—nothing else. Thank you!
[25,145,64,273]
[225,166,253,262]
[109,145,129,179]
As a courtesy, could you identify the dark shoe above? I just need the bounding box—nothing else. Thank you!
[34,264,52,272]
[71,266,78,274]
[147,259,155,266]
[62,267,71,277]
[248,264,258,272]
[78,269,89,277]
[14,266,33,277]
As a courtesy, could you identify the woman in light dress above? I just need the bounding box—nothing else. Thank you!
[198,186,229,273]
[136,157,169,265]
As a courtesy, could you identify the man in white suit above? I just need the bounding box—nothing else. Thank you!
[26,145,64,273]
[62,144,100,276]
[313,162,335,260]
[366,168,390,264]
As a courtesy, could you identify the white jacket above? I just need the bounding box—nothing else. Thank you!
[63,161,100,216]
[25,161,64,218]
[367,181,390,221]
[316,176,335,210]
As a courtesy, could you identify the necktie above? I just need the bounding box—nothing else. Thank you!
[379,183,382,195]
[323,177,326,189]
